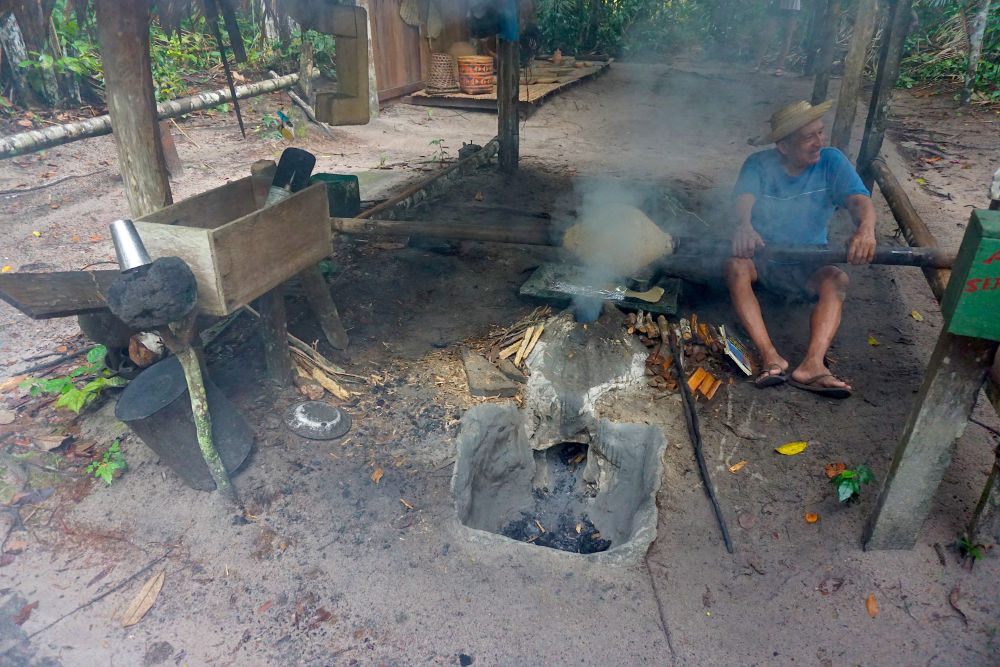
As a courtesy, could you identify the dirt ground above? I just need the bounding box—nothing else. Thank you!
[1,58,999,665]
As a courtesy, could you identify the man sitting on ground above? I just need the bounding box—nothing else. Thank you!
[725,100,877,399]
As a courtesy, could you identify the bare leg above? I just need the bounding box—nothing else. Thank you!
[725,258,788,378]
[790,266,850,389]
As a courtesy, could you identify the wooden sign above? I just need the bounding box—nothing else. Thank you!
[941,210,1000,341]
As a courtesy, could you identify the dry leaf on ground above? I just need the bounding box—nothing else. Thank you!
[737,513,756,529]
[865,593,879,618]
[818,577,843,595]
[868,334,880,346]
[825,462,846,478]
[728,460,747,473]
[371,467,384,484]
[775,442,807,455]
[13,601,38,625]
[121,570,165,627]
[805,513,819,523]
[910,310,924,322]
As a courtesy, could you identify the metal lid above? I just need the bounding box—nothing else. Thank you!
[284,401,352,440]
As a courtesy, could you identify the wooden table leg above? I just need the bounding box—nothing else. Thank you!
[864,331,998,550]
[253,286,293,386]
[299,264,349,350]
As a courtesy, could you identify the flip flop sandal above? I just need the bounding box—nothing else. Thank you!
[754,363,787,388]
[788,374,852,399]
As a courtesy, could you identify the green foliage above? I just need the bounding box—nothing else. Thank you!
[20,346,128,414]
[957,532,985,560]
[830,465,874,502]
[429,138,448,162]
[901,0,1000,101]
[86,440,127,485]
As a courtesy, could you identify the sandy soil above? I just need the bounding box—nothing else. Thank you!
[1,59,999,665]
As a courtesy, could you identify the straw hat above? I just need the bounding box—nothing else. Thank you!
[751,99,834,146]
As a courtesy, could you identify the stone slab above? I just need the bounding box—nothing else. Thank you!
[462,349,518,398]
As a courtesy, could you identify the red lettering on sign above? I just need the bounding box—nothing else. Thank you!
[965,278,983,293]
[984,250,1000,264]
[987,277,1000,290]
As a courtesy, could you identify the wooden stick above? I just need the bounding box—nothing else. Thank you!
[498,339,523,360]
[514,326,535,366]
[169,118,200,149]
[522,324,544,362]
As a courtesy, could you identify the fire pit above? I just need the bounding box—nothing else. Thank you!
[452,403,666,565]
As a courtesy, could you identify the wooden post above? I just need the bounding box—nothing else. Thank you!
[803,0,829,75]
[159,121,183,177]
[354,0,380,119]
[969,454,1000,547]
[95,0,172,218]
[864,332,998,550]
[254,287,294,386]
[855,0,913,191]
[831,0,878,154]
[497,39,520,173]
[810,0,843,105]
[298,265,349,350]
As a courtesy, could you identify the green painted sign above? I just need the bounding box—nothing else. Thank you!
[941,210,1000,341]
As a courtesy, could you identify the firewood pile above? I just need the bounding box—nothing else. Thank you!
[624,311,745,401]
[484,305,551,373]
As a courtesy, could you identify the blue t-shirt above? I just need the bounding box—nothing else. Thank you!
[733,147,870,244]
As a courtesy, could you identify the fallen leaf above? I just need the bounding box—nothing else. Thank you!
[89,235,101,242]
[914,177,926,185]
[121,570,165,627]
[12,601,37,625]
[949,587,968,625]
[910,310,924,322]
[55,345,67,353]
[868,334,880,346]
[865,593,878,618]
[805,513,819,523]
[50,204,59,209]
[17,119,32,127]
[258,599,273,613]
[818,577,843,595]
[728,460,747,473]
[737,512,756,529]
[775,441,807,455]
[371,467,384,484]
[473,191,483,201]
[1,266,11,273]
[825,462,846,478]
[71,236,79,242]
[0,375,27,393]
[32,231,41,237]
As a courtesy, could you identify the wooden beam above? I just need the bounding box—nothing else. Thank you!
[0,270,118,319]
[856,0,914,190]
[869,158,951,300]
[810,0,843,105]
[831,0,878,154]
[497,39,520,173]
[95,0,172,218]
[298,265,349,350]
[864,331,998,550]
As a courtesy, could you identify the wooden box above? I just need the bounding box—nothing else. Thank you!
[134,177,330,316]
[941,210,1000,341]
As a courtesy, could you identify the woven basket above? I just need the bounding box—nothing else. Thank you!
[426,53,459,94]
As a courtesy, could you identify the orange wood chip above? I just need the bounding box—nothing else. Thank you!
[704,377,723,400]
[687,367,707,392]
[697,372,716,395]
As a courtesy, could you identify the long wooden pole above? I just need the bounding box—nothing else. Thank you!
[0,74,299,160]
[95,0,172,218]
[856,0,914,190]
[869,158,951,300]
[830,0,878,153]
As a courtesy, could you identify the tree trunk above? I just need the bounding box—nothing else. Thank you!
[831,0,878,154]
[0,13,39,106]
[960,0,994,107]
[811,0,843,104]
[0,73,299,160]
[95,0,172,218]
[584,0,603,52]
[498,40,519,173]
[12,0,59,104]
[804,0,828,74]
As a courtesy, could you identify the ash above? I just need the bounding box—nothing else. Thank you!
[500,443,612,554]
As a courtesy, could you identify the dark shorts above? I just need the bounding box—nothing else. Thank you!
[754,259,823,303]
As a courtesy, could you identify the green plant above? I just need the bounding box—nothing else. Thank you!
[957,533,985,561]
[20,345,127,413]
[429,138,447,163]
[375,155,389,169]
[830,465,874,502]
[255,112,282,140]
[86,440,127,485]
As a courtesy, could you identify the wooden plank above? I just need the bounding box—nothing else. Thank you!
[298,264,349,350]
[378,80,426,103]
[497,39,519,173]
[864,331,998,550]
[212,182,330,314]
[371,0,424,97]
[0,270,118,319]
[134,221,224,314]
[138,177,256,230]
[830,0,877,153]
